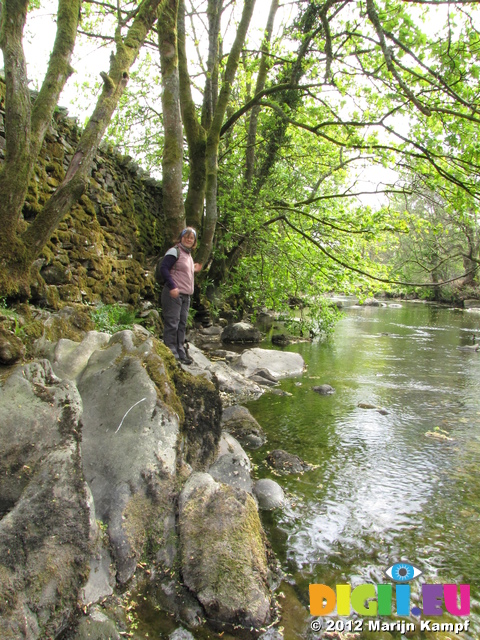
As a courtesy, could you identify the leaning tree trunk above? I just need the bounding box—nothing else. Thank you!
[0,0,163,296]
[0,0,81,294]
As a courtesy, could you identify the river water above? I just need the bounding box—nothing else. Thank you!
[245,301,480,639]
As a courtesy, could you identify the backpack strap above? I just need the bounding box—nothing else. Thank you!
[165,246,180,260]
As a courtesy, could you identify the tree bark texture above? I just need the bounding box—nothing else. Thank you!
[159,0,186,244]
[0,0,80,239]
[245,0,279,189]
[0,0,164,296]
[178,0,207,229]
[195,0,256,267]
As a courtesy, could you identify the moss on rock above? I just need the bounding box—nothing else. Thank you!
[179,474,272,632]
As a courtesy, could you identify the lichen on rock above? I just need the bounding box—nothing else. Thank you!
[179,473,272,632]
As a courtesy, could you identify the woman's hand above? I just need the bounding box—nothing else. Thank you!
[170,288,180,298]
[194,263,203,273]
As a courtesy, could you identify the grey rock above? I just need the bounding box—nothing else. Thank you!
[170,629,196,640]
[187,345,263,397]
[73,606,121,640]
[251,367,279,382]
[221,405,267,449]
[0,360,90,638]
[253,479,285,510]
[250,374,278,387]
[464,299,480,309]
[233,347,305,379]
[81,544,114,605]
[179,473,271,629]
[265,449,312,474]
[312,384,335,395]
[76,335,180,583]
[51,331,110,381]
[360,298,381,307]
[216,432,251,470]
[200,325,223,336]
[221,322,262,344]
[209,453,253,492]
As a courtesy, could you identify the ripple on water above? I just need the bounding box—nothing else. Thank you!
[248,304,480,638]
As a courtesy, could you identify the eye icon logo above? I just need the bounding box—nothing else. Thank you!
[385,562,422,582]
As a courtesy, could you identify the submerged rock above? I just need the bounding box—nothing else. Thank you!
[358,401,389,415]
[179,473,272,630]
[265,449,312,474]
[312,384,335,395]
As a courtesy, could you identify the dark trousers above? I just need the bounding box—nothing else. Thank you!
[161,286,190,358]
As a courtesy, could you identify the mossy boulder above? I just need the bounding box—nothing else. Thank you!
[221,405,266,449]
[173,367,222,470]
[179,472,272,632]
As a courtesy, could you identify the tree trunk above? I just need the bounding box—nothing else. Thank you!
[245,0,279,189]
[159,0,186,245]
[0,0,163,296]
[195,0,256,267]
[0,0,80,242]
[178,0,207,230]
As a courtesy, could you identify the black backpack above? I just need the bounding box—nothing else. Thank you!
[155,246,180,284]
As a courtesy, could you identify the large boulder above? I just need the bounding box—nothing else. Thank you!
[221,322,262,344]
[72,331,181,584]
[233,347,305,379]
[179,473,272,631]
[0,360,90,639]
[221,405,267,449]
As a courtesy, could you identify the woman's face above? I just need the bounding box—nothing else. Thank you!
[181,232,195,248]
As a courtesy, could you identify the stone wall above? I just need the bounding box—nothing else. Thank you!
[0,78,166,307]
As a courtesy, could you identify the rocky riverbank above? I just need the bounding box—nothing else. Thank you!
[0,309,305,639]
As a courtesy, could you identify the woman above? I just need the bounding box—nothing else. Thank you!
[159,227,202,364]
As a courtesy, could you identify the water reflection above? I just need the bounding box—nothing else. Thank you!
[247,303,480,635]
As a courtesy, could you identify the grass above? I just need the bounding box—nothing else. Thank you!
[90,303,140,334]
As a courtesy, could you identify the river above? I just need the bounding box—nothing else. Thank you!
[245,300,480,639]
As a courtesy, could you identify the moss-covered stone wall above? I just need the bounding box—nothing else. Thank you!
[0,77,166,308]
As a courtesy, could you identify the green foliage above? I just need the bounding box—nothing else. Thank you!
[90,303,140,334]
[0,299,26,338]
[72,0,480,318]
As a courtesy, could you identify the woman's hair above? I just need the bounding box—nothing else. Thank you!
[177,227,197,248]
